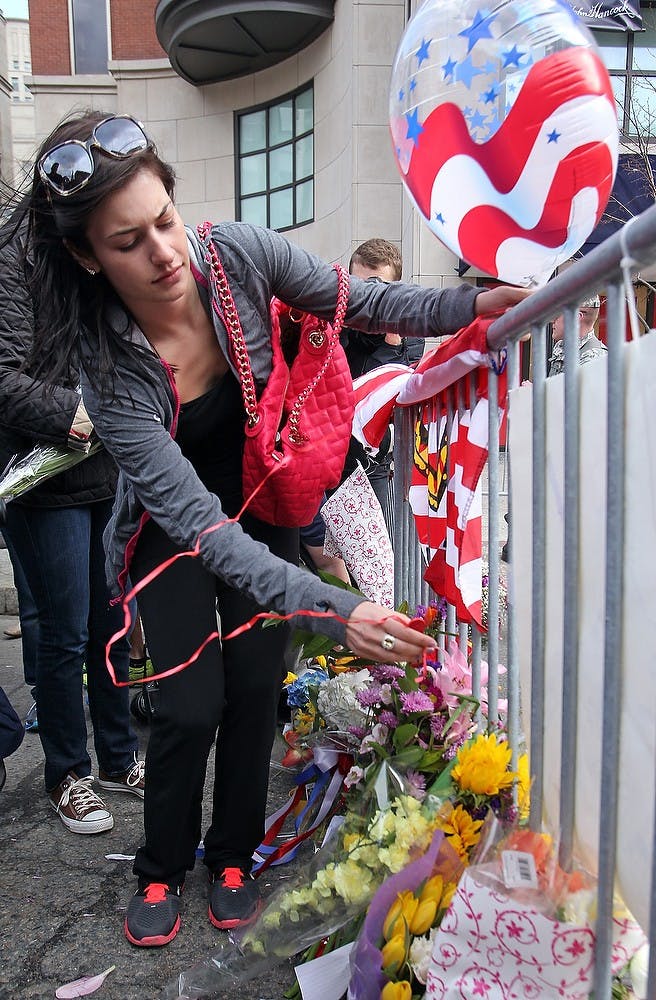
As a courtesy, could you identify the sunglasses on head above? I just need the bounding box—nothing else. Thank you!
[37,115,150,197]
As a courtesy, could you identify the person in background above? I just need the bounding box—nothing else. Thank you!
[0,224,144,836]
[339,239,425,536]
[15,110,528,948]
[548,294,606,376]
[0,530,39,730]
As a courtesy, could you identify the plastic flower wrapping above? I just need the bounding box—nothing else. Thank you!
[0,439,102,518]
[424,820,648,999]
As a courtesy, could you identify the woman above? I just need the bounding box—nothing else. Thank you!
[0,223,143,837]
[18,111,528,947]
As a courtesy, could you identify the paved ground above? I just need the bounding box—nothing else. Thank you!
[0,573,307,1000]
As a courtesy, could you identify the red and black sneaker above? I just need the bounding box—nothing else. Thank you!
[208,867,261,930]
[124,881,182,947]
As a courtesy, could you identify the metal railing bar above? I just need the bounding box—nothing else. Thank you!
[559,304,582,873]
[529,320,547,830]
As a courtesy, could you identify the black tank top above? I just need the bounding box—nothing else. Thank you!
[175,373,245,517]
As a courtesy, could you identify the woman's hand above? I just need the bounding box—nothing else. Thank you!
[345,602,437,663]
[474,285,532,315]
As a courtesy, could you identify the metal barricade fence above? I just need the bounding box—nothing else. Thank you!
[391,203,656,999]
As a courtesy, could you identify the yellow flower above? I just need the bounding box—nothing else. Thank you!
[380,934,407,975]
[408,897,438,935]
[418,874,443,905]
[283,671,298,685]
[383,891,417,940]
[516,752,531,820]
[381,981,412,1000]
[315,656,327,669]
[451,733,516,796]
[437,804,484,861]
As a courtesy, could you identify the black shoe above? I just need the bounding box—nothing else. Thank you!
[0,759,5,792]
[124,882,182,947]
[208,867,261,930]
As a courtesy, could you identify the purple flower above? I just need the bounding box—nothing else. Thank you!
[356,686,383,708]
[348,725,367,740]
[429,714,445,739]
[413,604,427,619]
[378,710,399,729]
[399,690,434,714]
[406,769,427,801]
[370,664,406,683]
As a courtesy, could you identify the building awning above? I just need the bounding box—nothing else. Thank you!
[155,0,335,86]
[561,0,643,32]
[577,153,656,256]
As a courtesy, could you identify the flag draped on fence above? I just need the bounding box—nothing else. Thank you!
[351,316,506,627]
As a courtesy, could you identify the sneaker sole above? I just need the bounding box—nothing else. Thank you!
[98,779,144,799]
[49,799,114,834]
[124,915,180,947]
[208,898,262,930]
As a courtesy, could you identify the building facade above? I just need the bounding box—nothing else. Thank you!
[23,0,656,292]
[6,15,35,185]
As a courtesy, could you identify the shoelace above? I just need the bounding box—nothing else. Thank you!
[220,867,245,890]
[59,776,106,812]
[143,882,170,904]
[125,758,145,788]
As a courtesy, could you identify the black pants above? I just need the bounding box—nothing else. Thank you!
[130,515,298,888]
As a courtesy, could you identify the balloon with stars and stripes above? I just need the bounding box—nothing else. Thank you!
[389,0,619,287]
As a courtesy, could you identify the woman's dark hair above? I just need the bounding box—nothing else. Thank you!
[3,109,177,392]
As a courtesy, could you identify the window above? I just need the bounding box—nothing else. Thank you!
[71,0,108,74]
[24,61,31,73]
[10,77,18,91]
[594,6,656,137]
[12,59,18,70]
[235,84,314,231]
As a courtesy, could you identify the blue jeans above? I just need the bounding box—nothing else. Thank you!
[2,528,39,693]
[3,500,137,790]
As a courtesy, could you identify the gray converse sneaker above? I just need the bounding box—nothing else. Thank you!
[98,756,145,799]
[48,773,114,834]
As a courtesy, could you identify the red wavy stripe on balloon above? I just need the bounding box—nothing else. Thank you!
[406,47,615,219]
[457,142,615,276]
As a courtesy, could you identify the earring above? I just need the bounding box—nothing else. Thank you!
[83,265,97,277]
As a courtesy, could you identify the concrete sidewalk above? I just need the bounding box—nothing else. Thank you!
[0,615,306,1000]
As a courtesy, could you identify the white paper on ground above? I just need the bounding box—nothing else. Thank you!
[294,942,355,1000]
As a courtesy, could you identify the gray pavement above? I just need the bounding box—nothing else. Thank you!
[0,582,307,1000]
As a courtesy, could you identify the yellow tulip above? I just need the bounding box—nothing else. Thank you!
[381,981,412,1000]
[382,891,418,940]
[409,897,438,935]
[419,874,443,905]
[283,671,298,685]
[440,881,457,911]
[380,935,407,976]
[315,655,327,669]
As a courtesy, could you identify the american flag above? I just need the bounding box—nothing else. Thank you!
[389,2,618,286]
[352,317,504,625]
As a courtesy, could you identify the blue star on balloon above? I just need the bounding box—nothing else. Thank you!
[409,78,417,92]
[455,55,484,90]
[416,38,431,67]
[547,128,561,143]
[469,109,488,132]
[458,10,497,53]
[442,55,457,80]
[502,45,525,68]
[398,88,405,102]
[435,212,445,224]
[405,108,425,145]
[483,84,499,104]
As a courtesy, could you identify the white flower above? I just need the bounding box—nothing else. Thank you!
[630,942,650,999]
[360,723,389,753]
[409,927,440,985]
[317,670,370,730]
[344,765,364,788]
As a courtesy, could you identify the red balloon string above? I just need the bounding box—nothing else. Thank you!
[104,466,352,688]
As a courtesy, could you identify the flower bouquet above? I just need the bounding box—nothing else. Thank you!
[160,762,459,1000]
[0,439,102,521]
[425,822,647,999]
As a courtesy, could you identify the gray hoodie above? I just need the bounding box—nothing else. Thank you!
[80,222,480,643]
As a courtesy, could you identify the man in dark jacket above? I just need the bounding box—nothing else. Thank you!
[0,225,144,834]
[339,239,424,534]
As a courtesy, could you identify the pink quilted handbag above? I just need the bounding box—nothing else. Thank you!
[198,223,354,527]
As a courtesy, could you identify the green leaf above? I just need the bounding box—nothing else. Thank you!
[392,746,425,767]
[392,723,418,751]
[427,759,456,797]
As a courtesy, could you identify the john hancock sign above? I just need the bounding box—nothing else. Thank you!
[564,0,643,31]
